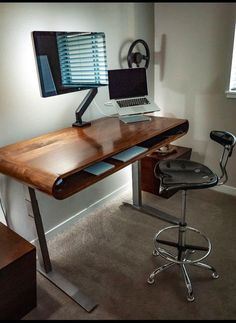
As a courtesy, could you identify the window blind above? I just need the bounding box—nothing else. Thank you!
[229,24,236,92]
[56,32,108,87]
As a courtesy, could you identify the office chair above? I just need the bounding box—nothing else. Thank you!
[147,130,236,302]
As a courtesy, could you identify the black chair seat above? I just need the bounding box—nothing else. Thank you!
[156,159,218,191]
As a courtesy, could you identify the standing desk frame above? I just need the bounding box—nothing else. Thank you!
[0,116,189,312]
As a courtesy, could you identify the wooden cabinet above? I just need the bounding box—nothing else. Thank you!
[141,145,192,198]
[0,222,36,320]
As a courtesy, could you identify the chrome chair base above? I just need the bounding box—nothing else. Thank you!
[147,258,219,302]
[147,225,219,302]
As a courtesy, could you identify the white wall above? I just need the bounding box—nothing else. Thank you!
[154,3,236,189]
[0,3,154,240]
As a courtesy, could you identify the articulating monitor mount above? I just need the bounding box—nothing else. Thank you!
[72,88,98,127]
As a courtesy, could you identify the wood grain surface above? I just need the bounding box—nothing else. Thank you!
[0,116,189,198]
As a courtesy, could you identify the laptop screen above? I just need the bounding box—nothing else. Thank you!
[108,68,148,100]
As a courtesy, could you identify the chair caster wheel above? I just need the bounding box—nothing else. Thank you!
[212,272,219,279]
[152,249,159,256]
[147,276,155,285]
[187,294,195,302]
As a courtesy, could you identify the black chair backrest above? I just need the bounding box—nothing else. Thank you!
[210,130,236,185]
[210,131,236,157]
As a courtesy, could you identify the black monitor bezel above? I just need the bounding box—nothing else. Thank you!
[32,31,107,98]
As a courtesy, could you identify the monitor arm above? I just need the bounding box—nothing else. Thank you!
[72,87,98,127]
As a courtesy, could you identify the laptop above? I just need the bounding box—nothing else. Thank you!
[108,68,160,119]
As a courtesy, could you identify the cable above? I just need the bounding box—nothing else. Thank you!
[0,176,7,219]
[93,98,117,118]
[104,101,113,106]
[0,196,7,219]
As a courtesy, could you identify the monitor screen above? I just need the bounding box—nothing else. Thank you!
[108,68,148,100]
[33,31,108,97]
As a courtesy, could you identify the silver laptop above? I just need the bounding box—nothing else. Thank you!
[108,68,160,117]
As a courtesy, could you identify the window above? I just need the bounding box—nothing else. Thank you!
[226,24,236,98]
[56,32,108,87]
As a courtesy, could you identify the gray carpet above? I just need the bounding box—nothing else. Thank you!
[23,188,236,320]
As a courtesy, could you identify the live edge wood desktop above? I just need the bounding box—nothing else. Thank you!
[0,115,189,312]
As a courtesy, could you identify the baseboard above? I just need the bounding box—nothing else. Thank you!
[211,184,236,196]
[31,183,130,244]
[31,181,235,245]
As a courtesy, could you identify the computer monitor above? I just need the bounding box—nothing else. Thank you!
[32,31,108,127]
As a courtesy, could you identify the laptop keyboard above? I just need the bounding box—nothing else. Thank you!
[117,97,150,108]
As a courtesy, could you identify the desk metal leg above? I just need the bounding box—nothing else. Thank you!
[123,160,180,225]
[27,187,97,313]
[131,160,142,207]
[28,187,52,273]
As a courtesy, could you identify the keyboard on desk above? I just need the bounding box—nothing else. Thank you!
[117,97,150,108]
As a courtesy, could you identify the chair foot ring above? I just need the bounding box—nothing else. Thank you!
[154,225,212,265]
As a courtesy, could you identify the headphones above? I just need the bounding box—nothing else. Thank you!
[127,39,150,69]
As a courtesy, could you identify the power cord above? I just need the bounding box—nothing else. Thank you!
[0,176,7,220]
[0,195,7,219]
[93,99,118,118]
[104,101,113,106]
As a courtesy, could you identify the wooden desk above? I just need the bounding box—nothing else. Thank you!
[0,115,189,312]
